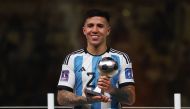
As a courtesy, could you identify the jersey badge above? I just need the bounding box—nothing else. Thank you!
[60,70,69,81]
[125,68,133,79]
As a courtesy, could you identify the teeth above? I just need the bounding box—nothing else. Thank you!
[92,35,98,38]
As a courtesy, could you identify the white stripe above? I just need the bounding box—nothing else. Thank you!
[101,53,112,109]
[82,54,93,108]
[174,93,181,109]
[47,93,54,109]
[101,92,111,109]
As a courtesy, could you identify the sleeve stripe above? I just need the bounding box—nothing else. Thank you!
[71,49,84,55]
[63,54,71,65]
[119,82,135,88]
[63,49,84,65]
[123,53,130,64]
[110,48,130,64]
[57,86,73,92]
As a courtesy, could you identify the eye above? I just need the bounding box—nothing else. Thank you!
[86,24,94,28]
[97,24,104,28]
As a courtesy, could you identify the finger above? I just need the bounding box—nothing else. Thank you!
[98,83,109,90]
[99,76,110,81]
[91,96,102,102]
[98,79,110,85]
[101,96,110,102]
[93,95,102,99]
[98,81,110,88]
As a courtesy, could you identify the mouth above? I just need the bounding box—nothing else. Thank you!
[91,35,99,39]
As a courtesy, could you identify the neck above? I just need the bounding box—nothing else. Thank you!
[87,44,108,55]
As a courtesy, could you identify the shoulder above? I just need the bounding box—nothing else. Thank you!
[110,48,129,57]
[109,48,131,63]
[70,49,85,55]
[63,49,85,65]
[67,49,84,56]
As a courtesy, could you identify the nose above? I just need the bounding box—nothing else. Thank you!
[92,26,98,33]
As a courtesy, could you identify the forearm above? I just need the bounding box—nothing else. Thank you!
[109,85,135,105]
[57,90,90,106]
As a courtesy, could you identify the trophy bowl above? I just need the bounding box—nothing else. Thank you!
[98,57,118,78]
[85,57,118,96]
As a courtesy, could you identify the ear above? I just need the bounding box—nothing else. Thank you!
[83,26,87,36]
[107,26,111,36]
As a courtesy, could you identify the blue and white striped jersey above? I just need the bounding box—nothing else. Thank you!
[58,48,135,109]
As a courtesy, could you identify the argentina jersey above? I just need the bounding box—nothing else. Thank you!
[58,48,135,109]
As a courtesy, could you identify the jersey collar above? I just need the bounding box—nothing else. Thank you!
[84,47,110,56]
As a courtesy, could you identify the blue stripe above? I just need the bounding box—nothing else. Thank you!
[111,55,120,109]
[74,56,83,96]
[111,55,120,87]
[91,56,101,109]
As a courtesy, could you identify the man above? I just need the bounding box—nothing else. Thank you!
[57,9,135,109]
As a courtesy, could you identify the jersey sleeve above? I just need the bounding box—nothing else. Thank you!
[118,54,135,88]
[57,55,75,92]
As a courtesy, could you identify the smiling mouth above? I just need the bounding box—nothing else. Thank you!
[91,35,99,41]
[92,35,99,38]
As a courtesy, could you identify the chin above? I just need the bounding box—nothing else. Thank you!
[90,42,101,46]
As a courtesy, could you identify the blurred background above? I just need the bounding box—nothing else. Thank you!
[0,0,190,107]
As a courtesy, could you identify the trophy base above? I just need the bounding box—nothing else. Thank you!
[85,87,102,96]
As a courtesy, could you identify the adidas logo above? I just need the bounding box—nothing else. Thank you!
[79,67,86,72]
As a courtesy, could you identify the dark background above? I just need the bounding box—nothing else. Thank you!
[0,0,190,107]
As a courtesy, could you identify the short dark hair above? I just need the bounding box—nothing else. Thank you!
[83,9,110,24]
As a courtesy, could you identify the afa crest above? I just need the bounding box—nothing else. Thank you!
[60,70,69,81]
[125,68,133,79]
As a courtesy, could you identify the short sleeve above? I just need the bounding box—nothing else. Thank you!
[57,54,75,91]
[118,55,135,88]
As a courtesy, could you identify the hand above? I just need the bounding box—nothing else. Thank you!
[97,76,112,93]
[84,86,111,103]
[87,95,111,103]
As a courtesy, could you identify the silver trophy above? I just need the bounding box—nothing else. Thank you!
[85,57,118,96]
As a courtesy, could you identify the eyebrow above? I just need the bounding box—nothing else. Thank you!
[85,22,110,27]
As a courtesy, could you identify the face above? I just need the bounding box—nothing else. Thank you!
[83,16,110,47]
